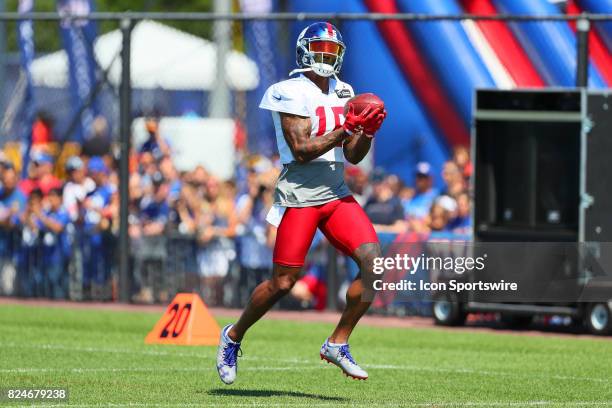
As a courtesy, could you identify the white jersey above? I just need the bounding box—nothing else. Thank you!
[259,74,355,164]
[258,75,355,208]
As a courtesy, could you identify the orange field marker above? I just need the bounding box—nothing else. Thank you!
[145,293,220,346]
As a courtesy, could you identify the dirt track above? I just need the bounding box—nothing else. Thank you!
[1,297,608,341]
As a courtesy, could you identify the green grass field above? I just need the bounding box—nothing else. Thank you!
[1,305,611,407]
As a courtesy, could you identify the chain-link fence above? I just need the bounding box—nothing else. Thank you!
[0,11,611,312]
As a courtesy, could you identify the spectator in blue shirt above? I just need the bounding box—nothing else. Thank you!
[235,165,274,303]
[84,157,116,230]
[364,168,406,233]
[159,156,181,204]
[0,163,26,273]
[130,171,169,302]
[139,171,169,236]
[404,162,439,220]
[82,156,117,299]
[447,192,472,235]
[139,117,170,160]
[0,163,26,230]
[16,188,44,296]
[39,187,71,298]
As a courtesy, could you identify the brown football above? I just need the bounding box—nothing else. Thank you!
[344,93,385,115]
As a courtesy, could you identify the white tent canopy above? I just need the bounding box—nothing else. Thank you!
[31,20,259,91]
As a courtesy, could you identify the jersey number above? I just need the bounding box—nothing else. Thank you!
[315,106,345,136]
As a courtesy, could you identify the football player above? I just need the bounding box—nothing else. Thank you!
[217,21,386,383]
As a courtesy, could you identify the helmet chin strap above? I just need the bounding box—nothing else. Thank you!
[289,67,338,81]
[288,67,313,76]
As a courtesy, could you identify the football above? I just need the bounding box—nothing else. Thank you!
[344,92,385,115]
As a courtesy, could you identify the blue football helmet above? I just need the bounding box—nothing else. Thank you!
[292,22,345,78]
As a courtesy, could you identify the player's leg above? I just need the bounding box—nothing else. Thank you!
[329,243,380,342]
[216,205,320,384]
[227,263,302,342]
[318,196,381,380]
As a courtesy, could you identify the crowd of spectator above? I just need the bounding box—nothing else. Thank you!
[0,115,473,308]
[349,145,472,237]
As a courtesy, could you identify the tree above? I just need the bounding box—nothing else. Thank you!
[6,0,215,53]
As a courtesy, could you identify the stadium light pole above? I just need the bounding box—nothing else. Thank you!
[119,18,133,303]
[576,16,590,88]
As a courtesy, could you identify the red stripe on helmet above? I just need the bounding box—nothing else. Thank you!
[326,22,333,37]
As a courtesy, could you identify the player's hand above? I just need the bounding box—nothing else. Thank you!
[364,108,387,138]
[343,105,374,135]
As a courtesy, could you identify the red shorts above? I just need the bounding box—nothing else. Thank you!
[273,196,378,267]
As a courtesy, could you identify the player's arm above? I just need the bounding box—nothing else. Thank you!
[343,106,387,164]
[343,132,371,165]
[280,112,348,164]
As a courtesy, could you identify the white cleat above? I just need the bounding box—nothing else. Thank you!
[320,339,368,380]
[216,324,241,385]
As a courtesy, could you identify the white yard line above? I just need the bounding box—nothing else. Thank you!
[0,341,313,362]
[363,363,611,384]
[2,401,612,407]
[0,366,319,373]
[1,342,610,384]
